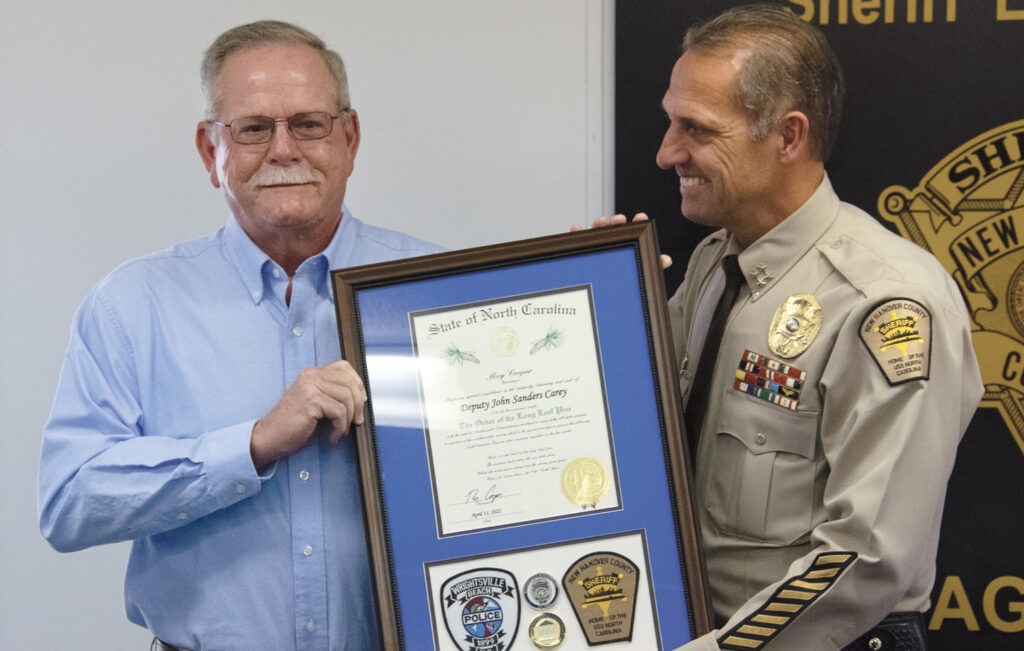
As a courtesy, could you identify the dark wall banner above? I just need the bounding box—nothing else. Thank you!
[615,2,1024,649]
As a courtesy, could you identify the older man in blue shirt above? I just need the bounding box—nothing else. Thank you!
[38,21,441,650]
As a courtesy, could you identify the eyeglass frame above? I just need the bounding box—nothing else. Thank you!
[207,108,351,145]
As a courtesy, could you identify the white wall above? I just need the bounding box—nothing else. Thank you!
[0,1,613,648]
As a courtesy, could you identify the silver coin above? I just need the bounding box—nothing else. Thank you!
[524,572,558,609]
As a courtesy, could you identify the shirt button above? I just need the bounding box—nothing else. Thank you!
[830,239,842,249]
[177,512,188,521]
[235,483,246,494]
[755,433,767,446]
[303,544,313,556]
[292,326,303,337]
[273,268,283,278]
[252,290,262,301]
[305,620,316,633]
[299,469,310,481]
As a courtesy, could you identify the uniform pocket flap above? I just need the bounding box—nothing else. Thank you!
[717,389,818,458]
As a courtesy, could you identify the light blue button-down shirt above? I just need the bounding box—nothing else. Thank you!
[38,208,442,650]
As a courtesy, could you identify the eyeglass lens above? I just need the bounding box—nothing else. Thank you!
[229,112,336,144]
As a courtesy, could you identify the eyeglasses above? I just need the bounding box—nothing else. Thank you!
[209,110,348,145]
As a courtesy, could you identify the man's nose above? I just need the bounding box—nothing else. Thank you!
[656,129,688,170]
[267,121,302,164]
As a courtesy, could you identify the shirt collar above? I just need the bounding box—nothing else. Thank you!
[733,174,839,301]
[222,206,354,305]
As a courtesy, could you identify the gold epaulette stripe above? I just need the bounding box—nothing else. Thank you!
[717,552,857,650]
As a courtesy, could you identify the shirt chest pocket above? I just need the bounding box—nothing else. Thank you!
[703,389,822,545]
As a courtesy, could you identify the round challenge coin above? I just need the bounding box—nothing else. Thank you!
[529,613,566,648]
[524,572,558,609]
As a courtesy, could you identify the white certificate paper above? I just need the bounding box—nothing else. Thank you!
[410,286,620,536]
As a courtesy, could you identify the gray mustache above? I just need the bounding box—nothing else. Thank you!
[248,166,326,188]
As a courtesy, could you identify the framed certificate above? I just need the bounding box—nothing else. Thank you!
[332,223,711,650]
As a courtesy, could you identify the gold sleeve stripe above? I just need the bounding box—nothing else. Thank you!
[719,636,763,649]
[817,553,854,565]
[763,602,802,613]
[717,552,857,651]
[789,580,829,590]
[777,589,816,601]
[751,614,790,625]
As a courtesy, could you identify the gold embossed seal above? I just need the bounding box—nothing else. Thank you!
[768,293,822,359]
[560,457,609,508]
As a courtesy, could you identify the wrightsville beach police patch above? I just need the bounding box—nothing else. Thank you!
[858,298,932,385]
[440,568,520,651]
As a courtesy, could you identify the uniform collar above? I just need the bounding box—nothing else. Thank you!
[733,175,839,301]
[222,206,355,305]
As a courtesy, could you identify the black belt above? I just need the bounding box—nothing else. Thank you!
[841,612,928,651]
[152,640,190,651]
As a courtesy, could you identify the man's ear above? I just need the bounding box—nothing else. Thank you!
[779,110,811,162]
[195,121,222,188]
[341,109,361,160]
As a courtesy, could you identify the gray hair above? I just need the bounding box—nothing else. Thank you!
[683,3,844,161]
[201,20,350,119]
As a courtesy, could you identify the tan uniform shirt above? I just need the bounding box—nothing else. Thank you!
[671,177,983,650]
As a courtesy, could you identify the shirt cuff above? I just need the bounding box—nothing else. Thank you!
[194,419,267,508]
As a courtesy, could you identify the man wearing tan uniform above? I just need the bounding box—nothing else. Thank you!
[657,5,983,650]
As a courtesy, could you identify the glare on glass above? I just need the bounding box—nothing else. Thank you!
[210,110,346,145]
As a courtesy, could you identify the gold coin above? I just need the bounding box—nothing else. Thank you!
[529,613,566,648]
[560,457,609,507]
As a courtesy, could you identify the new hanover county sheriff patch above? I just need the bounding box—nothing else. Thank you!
[858,298,932,385]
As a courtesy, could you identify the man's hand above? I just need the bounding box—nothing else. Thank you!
[570,213,671,269]
[250,360,367,469]
[569,212,645,232]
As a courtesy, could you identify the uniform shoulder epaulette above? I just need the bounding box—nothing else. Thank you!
[816,234,892,296]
